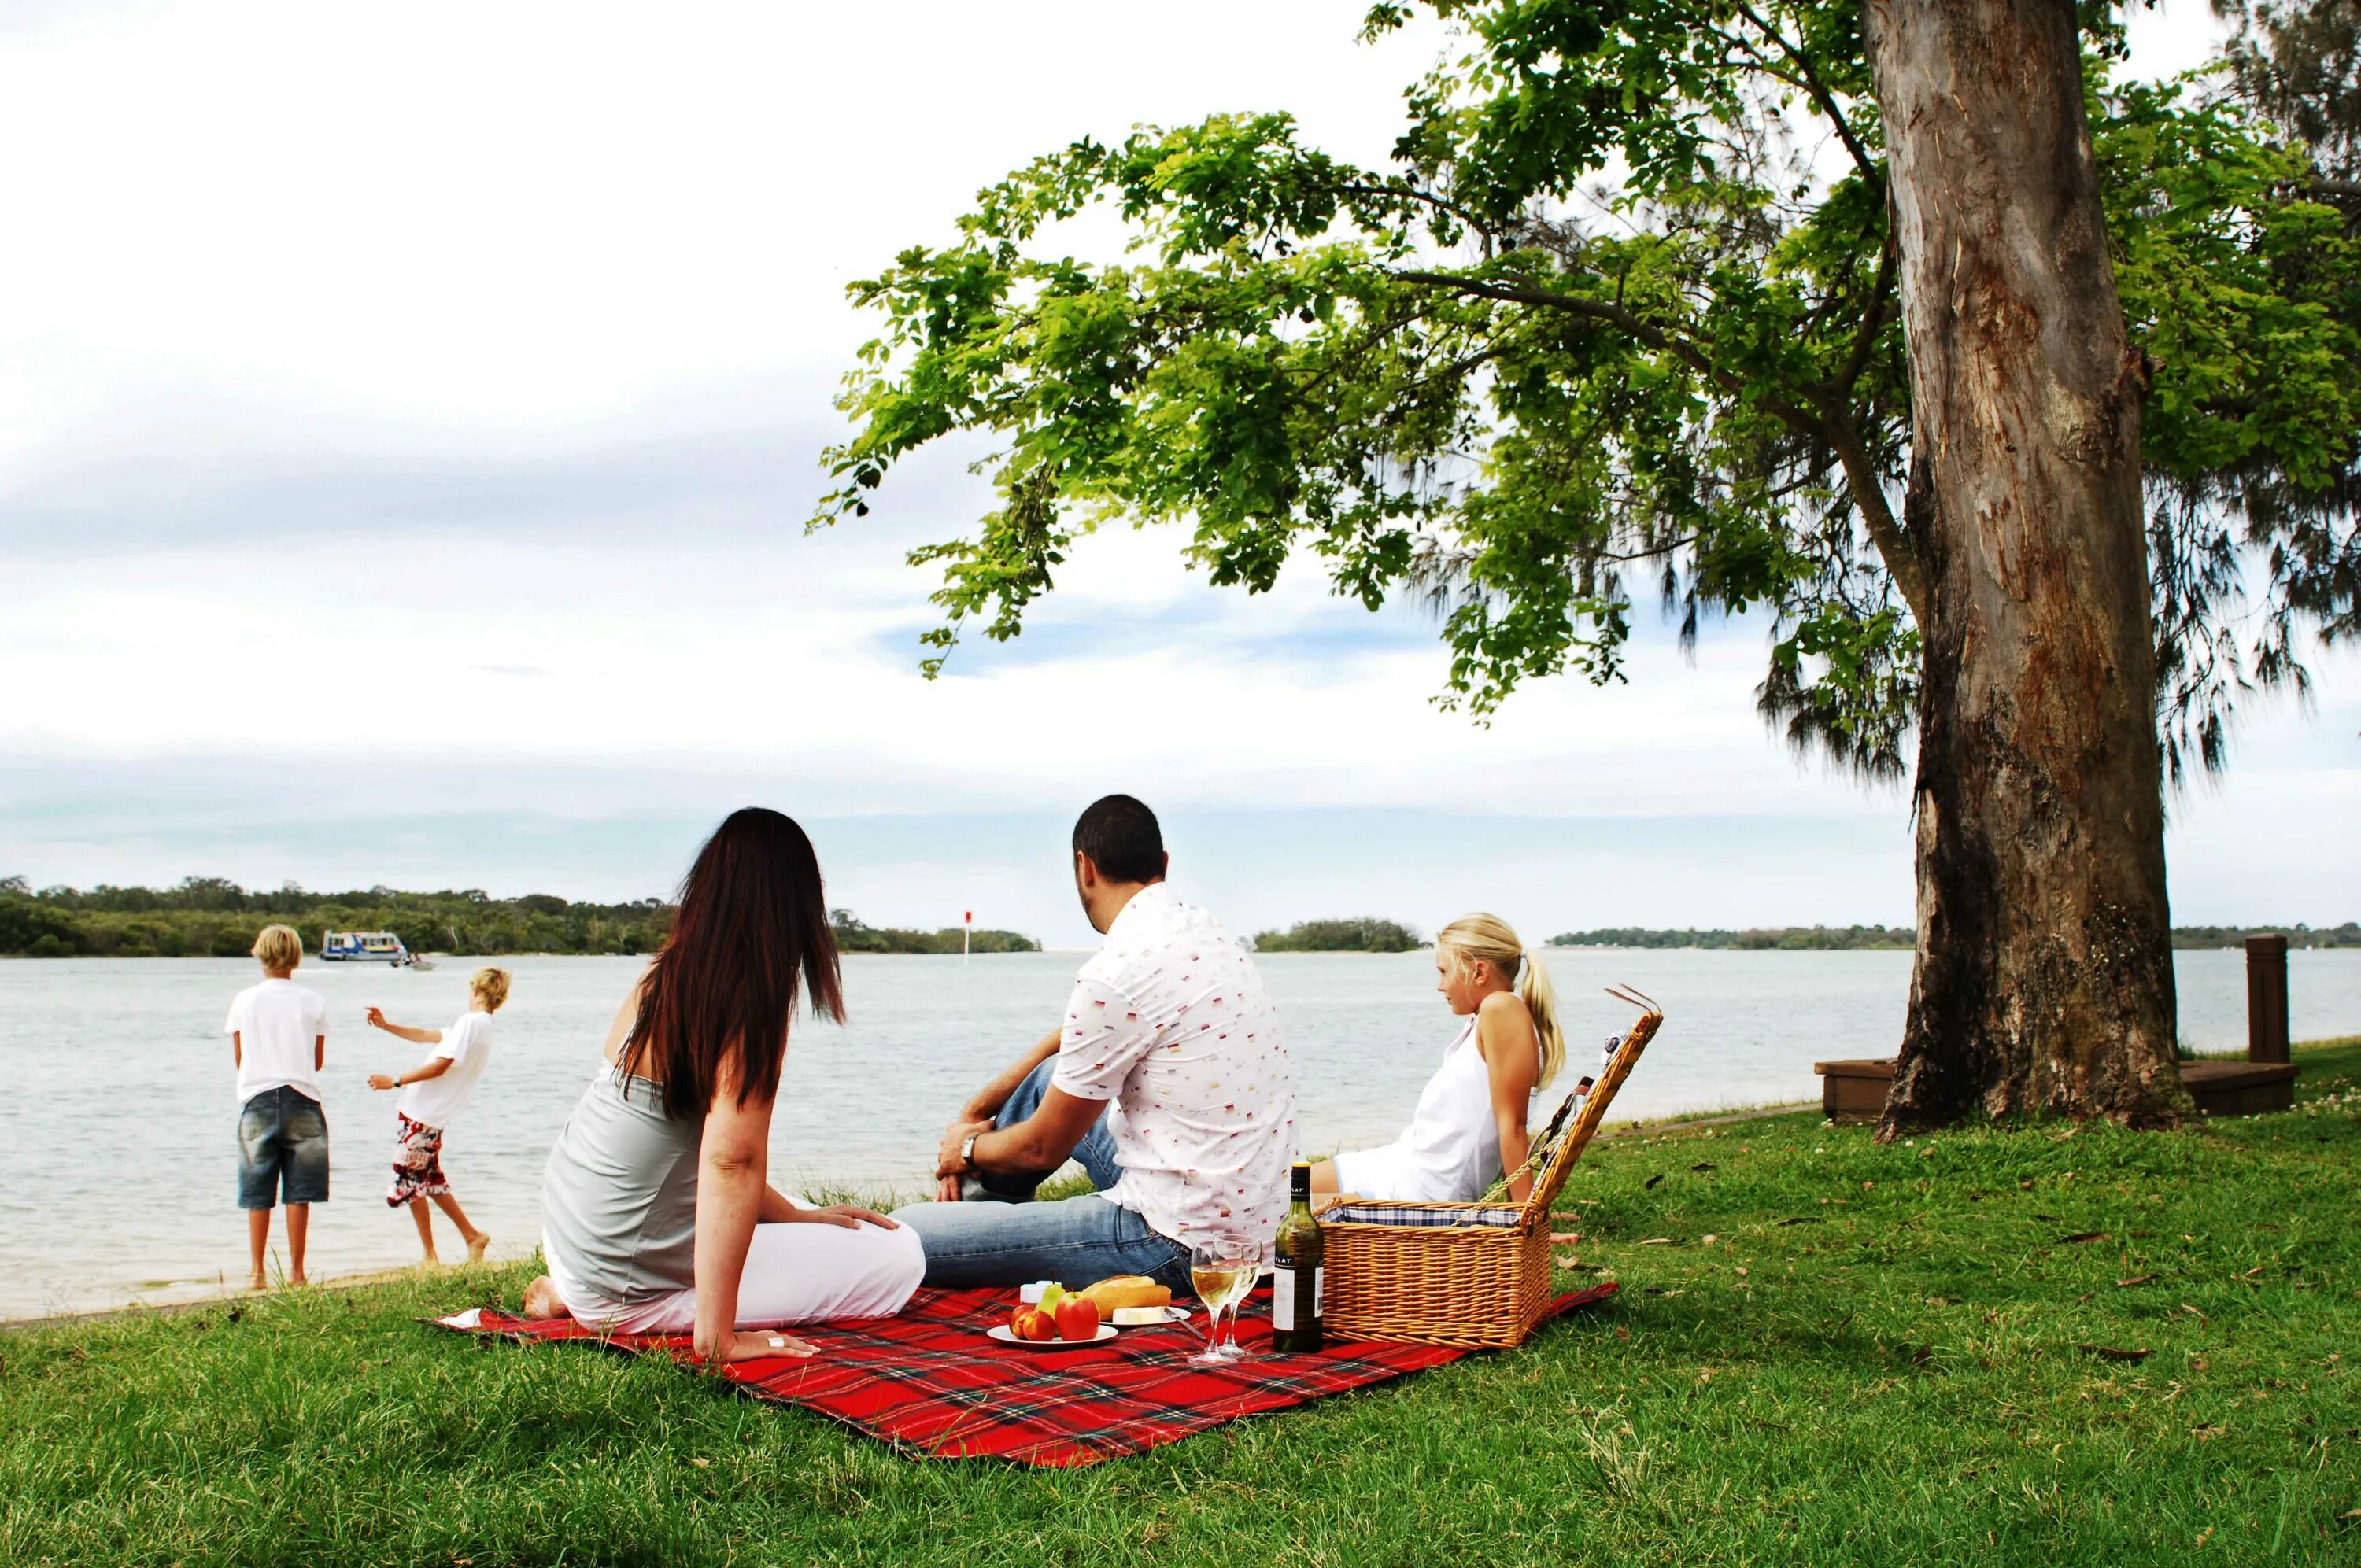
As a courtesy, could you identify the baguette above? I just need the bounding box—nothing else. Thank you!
[1080,1275,1171,1312]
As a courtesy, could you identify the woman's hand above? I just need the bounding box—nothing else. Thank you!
[792,1203,900,1231]
[367,1072,397,1091]
[364,1005,389,1031]
[689,1328,818,1366]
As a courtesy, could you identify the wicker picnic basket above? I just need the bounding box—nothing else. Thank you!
[1314,985,1661,1348]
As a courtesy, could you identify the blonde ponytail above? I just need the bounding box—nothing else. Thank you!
[1435,913,1567,1089]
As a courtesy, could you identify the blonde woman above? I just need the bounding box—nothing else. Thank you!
[1311,914,1565,1205]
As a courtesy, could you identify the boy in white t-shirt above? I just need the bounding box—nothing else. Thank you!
[365,966,510,1266]
[224,924,331,1290]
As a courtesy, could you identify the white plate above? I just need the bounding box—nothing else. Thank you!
[986,1323,1120,1350]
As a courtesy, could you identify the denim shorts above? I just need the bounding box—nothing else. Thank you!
[238,1087,330,1209]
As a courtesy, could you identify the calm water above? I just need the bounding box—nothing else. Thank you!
[2,947,2355,1319]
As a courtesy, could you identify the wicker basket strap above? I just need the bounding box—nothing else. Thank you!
[1520,988,1662,1222]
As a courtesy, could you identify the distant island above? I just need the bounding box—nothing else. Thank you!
[0,878,1036,958]
[1550,924,2361,951]
[1551,925,1916,951]
[829,909,1038,955]
[1252,917,1422,953]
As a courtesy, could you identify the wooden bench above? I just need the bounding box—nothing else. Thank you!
[1812,1056,2300,1124]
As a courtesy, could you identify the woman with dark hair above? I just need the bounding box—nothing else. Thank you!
[521,808,922,1363]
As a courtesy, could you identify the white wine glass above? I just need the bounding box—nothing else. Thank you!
[1187,1238,1258,1367]
[1216,1237,1261,1361]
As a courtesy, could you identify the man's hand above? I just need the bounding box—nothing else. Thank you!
[367,1072,397,1091]
[364,1005,389,1031]
[936,1119,993,1182]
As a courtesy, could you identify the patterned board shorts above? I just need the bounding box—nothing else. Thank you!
[387,1112,451,1206]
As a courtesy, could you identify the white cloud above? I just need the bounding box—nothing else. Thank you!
[2,0,2352,933]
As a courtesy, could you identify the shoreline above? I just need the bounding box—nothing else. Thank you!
[0,1096,1819,1332]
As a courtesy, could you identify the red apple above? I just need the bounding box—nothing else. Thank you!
[1052,1294,1101,1341]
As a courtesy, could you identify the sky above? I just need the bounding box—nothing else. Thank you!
[2,0,2353,946]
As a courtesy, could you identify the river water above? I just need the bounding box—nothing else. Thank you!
[2,947,2355,1319]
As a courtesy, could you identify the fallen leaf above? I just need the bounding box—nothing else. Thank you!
[2115,1274,2157,1288]
[1734,1265,1749,1276]
[1644,1174,1665,1190]
[2060,1231,2108,1245]
[1690,1162,1717,1173]
[2191,1423,2225,1441]
[1550,1231,1581,1244]
[1911,1345,1933,1365]
[1701,1234,1720,1246]
[2189,1356,2210,1371]
[1918,1143,1938,1158]
[1638,1237,1676,1245]
[2049,1125,2079,1142]
[1777,1216,1823,1226]
[1862,1180,1875,1191]
[2081,1345,2152,1363]
[2180,1304,2209,1324]
[2195,1526,2213,1548]
[2242,1265,2265,1278]
[689,1457,711,1469]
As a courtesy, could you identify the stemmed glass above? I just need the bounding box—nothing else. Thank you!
[1187,1237,1261,1367]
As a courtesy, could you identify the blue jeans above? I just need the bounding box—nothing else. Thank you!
[237,1087,330,1209]
[892,1059,1188,1290]
[973,1056,1122,1196]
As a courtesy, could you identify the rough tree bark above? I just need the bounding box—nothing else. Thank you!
[1864,0,2190,1131]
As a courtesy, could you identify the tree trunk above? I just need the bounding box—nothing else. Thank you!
[1864,0,2188,1131]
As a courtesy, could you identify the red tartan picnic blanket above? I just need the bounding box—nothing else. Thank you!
[433,1281,1617,1467]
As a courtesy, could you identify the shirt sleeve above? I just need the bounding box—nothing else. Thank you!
[434,1014,475,1061]
[1050,974,1152,1103]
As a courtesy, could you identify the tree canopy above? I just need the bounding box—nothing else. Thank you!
[815,0,2359,784]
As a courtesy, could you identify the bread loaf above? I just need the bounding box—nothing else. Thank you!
[1080,1275,1171,1312]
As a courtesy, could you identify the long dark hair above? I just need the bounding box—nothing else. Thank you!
[621,807,842,1120]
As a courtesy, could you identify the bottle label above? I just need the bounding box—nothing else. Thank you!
[1273,1261,1297,1330]
[1310,1264,1323,1318]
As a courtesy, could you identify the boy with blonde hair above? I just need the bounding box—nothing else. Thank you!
[367,967,510,1266]
[224,924,331,1289]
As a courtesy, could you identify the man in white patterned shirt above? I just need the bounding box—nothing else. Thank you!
[893,795,1298,1290]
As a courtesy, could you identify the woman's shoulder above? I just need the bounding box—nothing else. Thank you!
[1475,989,1534,1023]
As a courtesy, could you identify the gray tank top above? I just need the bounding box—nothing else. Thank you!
[540,1065,702,1311]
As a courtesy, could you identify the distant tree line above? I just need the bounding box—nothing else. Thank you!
[1550,925,1919,951]
[0,880,1041,960]
[827,910,1038,954]
[1252,918,1422,954]
[0,876,675,958]
[1550,924,2361,951]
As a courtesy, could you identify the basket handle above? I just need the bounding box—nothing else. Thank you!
[1517,985,1661,1226]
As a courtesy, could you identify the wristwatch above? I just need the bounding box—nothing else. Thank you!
[959,1132,981,1171]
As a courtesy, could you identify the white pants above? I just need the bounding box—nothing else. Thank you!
[551,1214,926,1334]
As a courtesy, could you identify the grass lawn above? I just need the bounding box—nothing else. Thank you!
[5,1039,2357,1567]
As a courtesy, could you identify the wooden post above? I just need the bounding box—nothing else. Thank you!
[2245,935,2290,1064]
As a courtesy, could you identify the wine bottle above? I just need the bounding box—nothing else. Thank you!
[1270,1159,1324,1352]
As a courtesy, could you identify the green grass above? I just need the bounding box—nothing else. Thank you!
[6,1040,2359,1566]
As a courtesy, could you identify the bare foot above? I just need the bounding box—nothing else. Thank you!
[289,1273,308,1288]
[247,1273,268,1292]
[419,1254,441,1270]
[466,1232,491,1264]
[519,1275,570,1321]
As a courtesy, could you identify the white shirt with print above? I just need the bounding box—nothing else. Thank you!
[1051,884,1297,1250]
[395,1010,496,1130]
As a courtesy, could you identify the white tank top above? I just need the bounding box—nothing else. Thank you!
[1384,1017,1526,1201]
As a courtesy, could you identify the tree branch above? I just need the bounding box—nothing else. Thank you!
[1729,0,1881,192]
[1396,265,1929,623]
[1825,415,1927,625]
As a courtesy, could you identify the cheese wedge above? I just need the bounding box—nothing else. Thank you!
[1111,1305,1170,1326]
